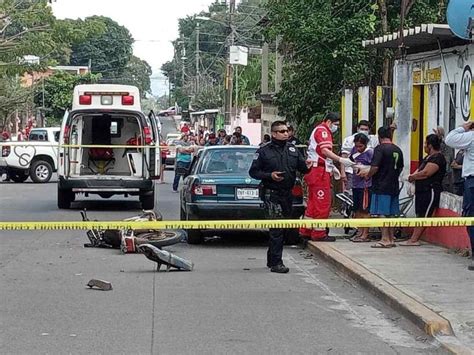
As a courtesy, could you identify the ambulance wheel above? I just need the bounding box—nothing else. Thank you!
[186,229,203,244]
[140,190,155,209]
[58,187,74,209]
[30,159,53,183]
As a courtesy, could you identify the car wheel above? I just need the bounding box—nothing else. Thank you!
[58,187,74,209]
[140,190,155,209]
[30,160,53,183]
[186,229,203,244]
[10,170,29,183]
[285,229,301,245]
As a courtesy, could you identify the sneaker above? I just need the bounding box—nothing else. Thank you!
[172,189,179,193]
[270,264,289,273]
[313,236,336,242]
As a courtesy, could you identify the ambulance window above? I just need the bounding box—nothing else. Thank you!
[110,118,123,138]
[54,131,60,142]
[111,122,118,135]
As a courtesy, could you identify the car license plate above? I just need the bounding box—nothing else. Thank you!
[236,188,259,200]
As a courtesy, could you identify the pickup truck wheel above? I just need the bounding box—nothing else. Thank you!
[140,190,155,209]
[10,171,29,183]
[58,188,74,209]
[30,160,53,183]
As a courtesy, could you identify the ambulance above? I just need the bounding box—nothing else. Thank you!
[57,84,161,209]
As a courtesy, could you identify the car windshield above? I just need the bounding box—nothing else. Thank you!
[198,148,256,175]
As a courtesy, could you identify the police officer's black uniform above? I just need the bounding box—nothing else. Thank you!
[249,138,309,272]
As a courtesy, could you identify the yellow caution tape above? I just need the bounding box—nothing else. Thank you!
[0,143,173,149]
[0,143,309,149]
[0,217,472,231]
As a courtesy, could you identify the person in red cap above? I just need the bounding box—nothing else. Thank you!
[300,112,354,242]
[205,133,218,146]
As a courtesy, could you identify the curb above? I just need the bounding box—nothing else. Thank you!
[307,241,473,355]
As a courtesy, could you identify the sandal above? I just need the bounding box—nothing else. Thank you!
[371,242,394,249]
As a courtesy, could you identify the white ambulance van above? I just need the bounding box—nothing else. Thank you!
[57,84,161,209]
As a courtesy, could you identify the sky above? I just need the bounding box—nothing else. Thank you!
[51,0,217,96]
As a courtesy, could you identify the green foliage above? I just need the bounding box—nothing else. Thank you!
[163,0,267,109]
[0,0,58,75]
[0,76,33,127]
[265,0,448,132]
[70,16,134,78]
[34,71,101,125]
[119,56,152,98]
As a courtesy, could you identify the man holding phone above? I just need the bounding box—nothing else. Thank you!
[446,121,474,270]
[249,121,309,273]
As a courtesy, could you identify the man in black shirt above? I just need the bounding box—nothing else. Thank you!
[249,121,309,273]
[359,126,404,248]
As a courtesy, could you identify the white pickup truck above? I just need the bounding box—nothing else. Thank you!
[0,127,60,183]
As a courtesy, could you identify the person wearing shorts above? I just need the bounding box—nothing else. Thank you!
[358,126,404,248]
[348,133,374,242]
[400,134,446,246]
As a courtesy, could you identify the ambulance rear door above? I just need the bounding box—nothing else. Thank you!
[147,111,161,179]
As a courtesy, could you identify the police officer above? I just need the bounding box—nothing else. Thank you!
[249,120,309,273]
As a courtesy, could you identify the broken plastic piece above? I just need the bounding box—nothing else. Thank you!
[87,279,113,291]
[137,244,193,272]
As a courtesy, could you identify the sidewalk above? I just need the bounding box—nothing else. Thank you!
[307,238,474,354]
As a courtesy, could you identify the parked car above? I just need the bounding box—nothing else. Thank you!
[158,106,176,117]
[179,146,305,244]
[164,133,181,167]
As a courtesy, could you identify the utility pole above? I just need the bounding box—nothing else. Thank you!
[180,34,185,89]
[195,22,200,96]
[225,0,236,126]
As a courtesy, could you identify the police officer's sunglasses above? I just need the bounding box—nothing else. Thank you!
[273,129,289,133]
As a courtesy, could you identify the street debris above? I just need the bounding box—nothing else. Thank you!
[86,279,113,291]
[137,244,194,272]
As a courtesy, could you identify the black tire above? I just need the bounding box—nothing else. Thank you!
[186,229,203,244]
[58,187,73,209]
[30,160,53,183]
[10,170,29,183]
[140,190,155,209]
[138,230,185,248]
[285,229,301,245]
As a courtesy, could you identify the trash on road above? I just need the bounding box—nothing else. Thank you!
[137,244,193,272]
[87,279,113,291]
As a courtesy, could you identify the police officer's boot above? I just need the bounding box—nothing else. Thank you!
[271,263,289,273]
[468,253,474,271]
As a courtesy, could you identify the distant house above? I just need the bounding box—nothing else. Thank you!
[21,65,90,87]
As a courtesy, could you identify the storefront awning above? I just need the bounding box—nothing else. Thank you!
[362,24,470,53]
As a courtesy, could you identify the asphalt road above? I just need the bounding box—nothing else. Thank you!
[0,159,448,353]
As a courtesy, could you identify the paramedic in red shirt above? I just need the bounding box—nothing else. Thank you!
[300,112,354,242]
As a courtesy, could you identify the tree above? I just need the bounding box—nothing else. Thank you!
[34,71,101,125]
[265,0,448,138]
[0,77,33,128]
[119,55,152,98]
[0,0,60,75]
[70,16,133,78]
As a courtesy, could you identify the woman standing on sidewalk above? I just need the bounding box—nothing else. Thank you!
[401,134,446,246]
[345,133,374,242]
